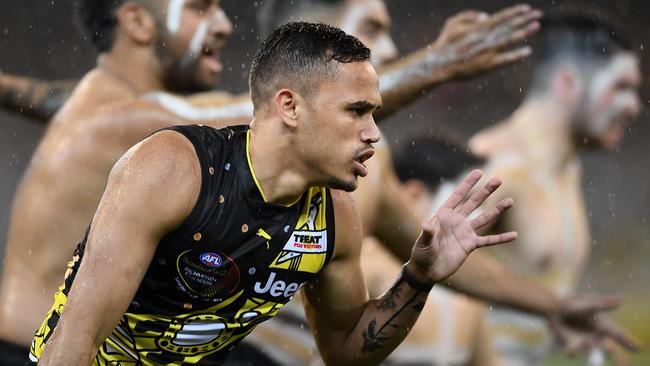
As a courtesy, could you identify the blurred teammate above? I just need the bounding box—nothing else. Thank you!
[468,15,642,366]
[0,1,243,363]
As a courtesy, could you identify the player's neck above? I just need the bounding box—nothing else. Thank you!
[247,120,311,206]
[97,49,165,94]
[510,97,578,171]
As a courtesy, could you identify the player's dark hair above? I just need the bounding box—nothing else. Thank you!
[393,133,485,191]
[248,21,370,109]
[75,0,126,52]
[257,0,346,38]
[530,13,632,92]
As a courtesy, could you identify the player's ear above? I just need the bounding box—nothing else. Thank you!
[553,65,582,107]
[116,2,157,46]
[274,89,300,129]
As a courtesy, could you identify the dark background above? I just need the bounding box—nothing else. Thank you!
[1,0,649,347]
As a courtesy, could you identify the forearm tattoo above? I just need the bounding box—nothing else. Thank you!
[361,274,426,354]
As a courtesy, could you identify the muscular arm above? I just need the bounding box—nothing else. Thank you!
[375,5,541,120]
[304,172,515,365]
[38,131,200,364]
[0,72,77,121]
[303,191,430,366]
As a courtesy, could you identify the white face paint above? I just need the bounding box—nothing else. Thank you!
[578,52,641,147]
[166,0,208,64]
[338,0,396,67]
[166,0,185,34]
[160,0,231,91]
[181,20,209,65]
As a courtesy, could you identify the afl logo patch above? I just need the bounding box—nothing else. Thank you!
[200,252,222,267]
[176,249,240,301]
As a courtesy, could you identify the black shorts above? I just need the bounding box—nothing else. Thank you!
[0,338,30,366]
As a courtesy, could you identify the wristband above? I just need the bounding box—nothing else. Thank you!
[401,265,435,292]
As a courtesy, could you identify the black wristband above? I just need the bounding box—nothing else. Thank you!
[401,265,435,292]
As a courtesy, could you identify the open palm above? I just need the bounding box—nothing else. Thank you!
[409,170,517,282]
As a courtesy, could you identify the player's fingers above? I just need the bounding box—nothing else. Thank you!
[416,220,435,244]
[500,20,541,46]
[598,316,641,352]
[459,177,502,216]
[508,9,543,30]
[564,336,590,357]
[560,294,621,315]
[603,340,630,366]
[485,46,532,69]
[471,197,514,229]
[441,169,483,209]
[475,231,517,248]
[448,10,489,25]
[477,21,539,55]
[487,4,533,28]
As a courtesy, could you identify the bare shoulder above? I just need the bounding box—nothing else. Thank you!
[116,129,200,183]
[330,190,364,261]
[109,130,202,227]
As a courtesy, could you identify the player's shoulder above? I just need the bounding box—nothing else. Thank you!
[330,190,363,258]
[119,129,200,177]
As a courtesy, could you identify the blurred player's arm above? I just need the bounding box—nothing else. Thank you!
[372,173,559,315]
[37,131,200,365]
[303,171,516,366]
[375,4,541,120]
[162,6,542,125]
[368,157,628,323]
[0,70,253,124]
[85,98,250,144]
[0,71,77,122]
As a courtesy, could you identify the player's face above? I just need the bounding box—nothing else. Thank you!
[338,0,397,67]
[300,62,382,191]
[574,52,641,150]
[157,0,233,93]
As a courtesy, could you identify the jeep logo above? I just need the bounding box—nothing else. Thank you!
[253,272,300,298]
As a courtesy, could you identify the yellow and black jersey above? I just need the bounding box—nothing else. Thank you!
[29,125,336,365]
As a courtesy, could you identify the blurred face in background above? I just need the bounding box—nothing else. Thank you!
[156,0,233,93]
[336,0,398,67]
[573,52,642,150]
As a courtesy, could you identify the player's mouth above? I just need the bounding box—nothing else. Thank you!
[353,149,375,177]
[200,43,223,74]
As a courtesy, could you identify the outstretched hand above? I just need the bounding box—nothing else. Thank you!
[434,4,542,79]
[407,170,517,284]
[549,294,640,366]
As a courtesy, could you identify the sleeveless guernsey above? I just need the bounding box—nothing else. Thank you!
[30,125,336,365]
